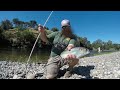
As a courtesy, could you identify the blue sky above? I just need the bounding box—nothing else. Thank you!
[0,11,120,44]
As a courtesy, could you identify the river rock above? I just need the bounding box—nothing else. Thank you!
[13,75,18,79]
[26,73,36,79]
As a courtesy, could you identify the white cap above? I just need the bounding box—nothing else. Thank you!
[61,19,71,27]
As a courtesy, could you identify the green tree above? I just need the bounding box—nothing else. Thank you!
[12,18,20,27]
[0,26,3,34]
[113,44,120,50]
[0,26,4,40]
[92,39,103,49]
[51,27,59,32]
[24,22,30,28]
[78,37,88,47]
[29,20,37,28]
[13,18,28,30]
[76,36,92,49]
[106,40,113,50]
[44,27,49,30]
[102,42,107,50]
[18,21,26,30]
[1,19,13,30]
[22,30,36,47]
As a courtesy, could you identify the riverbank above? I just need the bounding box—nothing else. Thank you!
[0,51,120,79]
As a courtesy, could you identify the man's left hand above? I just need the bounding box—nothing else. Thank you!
[65,44,78,60]
[66,44,74,51]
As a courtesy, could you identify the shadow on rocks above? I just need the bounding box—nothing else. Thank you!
[57,65,95,79]
[73,65,95,79]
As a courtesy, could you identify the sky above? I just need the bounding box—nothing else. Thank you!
[0,11,120,44]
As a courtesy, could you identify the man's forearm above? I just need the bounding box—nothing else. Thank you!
[40,31,49,43]
[38,24,49,43]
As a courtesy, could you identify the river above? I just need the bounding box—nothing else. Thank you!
[0,47,51,63]
[0,47,117,63]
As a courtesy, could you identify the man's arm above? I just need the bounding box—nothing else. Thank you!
[38,25,58,44]
[38,25,49,43]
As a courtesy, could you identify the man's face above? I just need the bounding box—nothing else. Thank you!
[62,26,72,37]
[62,26,71,31]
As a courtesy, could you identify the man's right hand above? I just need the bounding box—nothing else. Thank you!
[38,24,49,43]
[38,24,45,33]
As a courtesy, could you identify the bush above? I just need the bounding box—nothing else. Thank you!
[15,31,24,47]
[0,26,3,34]
[1,29,36,48]
[23,30,35,42]
[22,30,36,48]
[51,27,59,32]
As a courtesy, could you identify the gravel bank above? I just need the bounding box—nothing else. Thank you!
[0,51,120,79]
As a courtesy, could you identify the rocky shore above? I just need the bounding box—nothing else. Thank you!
[0,51,120,79]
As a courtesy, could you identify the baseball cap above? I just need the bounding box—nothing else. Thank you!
[61,19,71,27]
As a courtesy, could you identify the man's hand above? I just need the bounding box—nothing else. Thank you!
[38,24,48,43]
[64,54,79,66]
[65,44,78,60]
[38,24,45,33]
[65,54,77,60]
[66,44,74,51]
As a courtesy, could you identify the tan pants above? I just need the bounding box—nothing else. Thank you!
[46,55,79,79]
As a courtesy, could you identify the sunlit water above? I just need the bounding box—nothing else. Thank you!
[0,47,51,63]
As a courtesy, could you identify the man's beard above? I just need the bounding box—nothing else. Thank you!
[61,28,73,38]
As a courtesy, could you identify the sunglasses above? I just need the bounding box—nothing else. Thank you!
[62,26,70,29]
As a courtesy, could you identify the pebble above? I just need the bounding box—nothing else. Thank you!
[26,73,36,79]
[13,75,18,79]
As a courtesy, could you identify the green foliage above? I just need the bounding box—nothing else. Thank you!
[91,39,120,51]
[12,18,20,27]
[92,39,103,49]
[15,30,36,48]
[23,30,35,42]
[0,26,3,34]
[29,20,37,28]
[113,44,120,50]
[1,19,13,30]
[12,18,38,30]
[1,29,36,48]
[76,36,92,50]
[51,27,59,32]
[2,31,14,40]
[0,26,4,40]
[15,31,25,47]
[0,18,120,50]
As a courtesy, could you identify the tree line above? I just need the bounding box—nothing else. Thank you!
[0,18,120,51]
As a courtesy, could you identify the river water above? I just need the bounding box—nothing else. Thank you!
[0,47,117,63]
[0,47,51,63]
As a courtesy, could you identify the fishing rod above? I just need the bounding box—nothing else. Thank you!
[27,11,53,64]
[25,11,54,75]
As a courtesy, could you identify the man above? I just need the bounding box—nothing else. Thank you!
[38,19,79,79]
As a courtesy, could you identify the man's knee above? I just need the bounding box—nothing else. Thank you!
[46,56,61,79]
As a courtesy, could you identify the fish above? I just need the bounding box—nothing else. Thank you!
[60,47,90,59]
